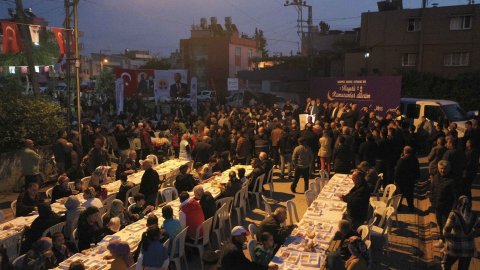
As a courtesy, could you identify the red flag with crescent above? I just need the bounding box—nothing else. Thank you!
[115,69,138,97]
[1,21,22,53]
[52,27,66,55]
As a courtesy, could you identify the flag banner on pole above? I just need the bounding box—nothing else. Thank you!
[115,69,138,97]
[115,78,124,115]
[190,77,198,114]
[51,27,66,55]
[1,21,22,53]
[29,25,41,44]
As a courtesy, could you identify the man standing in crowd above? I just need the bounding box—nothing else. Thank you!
[394,146,420,212]
[291,137,313,193]
[139,159,160,206]
[21,139,42,187]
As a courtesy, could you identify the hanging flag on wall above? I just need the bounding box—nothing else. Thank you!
[51,27,66,55]
[29,25,41,45]
[1,21,22,53]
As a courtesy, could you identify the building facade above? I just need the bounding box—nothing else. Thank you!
[180,17,259,98]
[345,3,480,78]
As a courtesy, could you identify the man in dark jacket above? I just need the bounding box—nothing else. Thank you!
[23,203,62,252]
[394,146,420,212]
[221,226,267,270]
[339,170,370,229]
[175,164,198,194]
[358,133,378,166]
[16,182,41,217]
[139,159,160,206]
[430,160,459,248]
[257,207,295,247]
[192,136,213,164]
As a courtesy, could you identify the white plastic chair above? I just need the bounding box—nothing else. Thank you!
[170,226,189,270]
[374,194,402,227]
[370,183,396,209]
[262,195,278,216]
[369,206,394,255]
[125,185,140,206]
[12,254,26,270]
[233,186,247,225]
[185,217,214,270]
[305,189,316,207]
[11,200,17,217]
[212,203,227,247]
[248,174,265,209]
[2,232,22,262]
[265,167,275,197]
[371,173,383,196]
[216,197,233,232]
[248,223,258,241]
[157,187,178,205]
[45,187,54,199]
[309,182,318,196]
[67,181,76,191]
[80,176,91,187]
[179,211,186,229]
[146,154,159,165]
[286,200,300,226]
[356,225,370,241]
[42,221,66,237]
[247,239,257,261]
[72,228,79,249]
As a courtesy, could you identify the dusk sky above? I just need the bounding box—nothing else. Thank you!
[0,0,467,57]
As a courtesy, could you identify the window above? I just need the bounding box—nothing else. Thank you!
[402,53,417,66]
[235,47,241,56]
[405,104,420,119]
[450,15,472,30]
[248,49,253,58]
[407,18,421,32]
[424,105,443,123]
[444,52,470,66]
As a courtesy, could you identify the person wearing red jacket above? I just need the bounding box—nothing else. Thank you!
[179,191,205,238]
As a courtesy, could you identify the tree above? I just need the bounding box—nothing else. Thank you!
[0,92,66,152]
[96,69,115,97]
[139,58,171,70]
[254,28,269,58]
[319,21,330,35]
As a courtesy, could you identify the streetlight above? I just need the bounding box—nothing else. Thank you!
[99,49,110,74]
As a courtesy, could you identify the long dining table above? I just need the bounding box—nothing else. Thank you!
[0,159,190,245]
[271,173,354,270]
[52,164,253,270]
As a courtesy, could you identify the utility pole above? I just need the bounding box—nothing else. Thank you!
[64,0,72,131]
[15,0,40,97]
[283,0,313,57]
[73,0,82,142]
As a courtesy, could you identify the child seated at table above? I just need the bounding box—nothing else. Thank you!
[254,232,277,268]
[128,193,154,221]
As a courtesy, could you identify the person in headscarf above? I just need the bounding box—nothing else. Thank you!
[442,196,480,270]
[65,196,84,242]
[345,236,369,270]
[102,199,131,228]
[23,237,57,270]
[104,217,122,235]
[107,240,133,270]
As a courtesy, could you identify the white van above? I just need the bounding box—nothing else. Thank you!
[400,98,472,137]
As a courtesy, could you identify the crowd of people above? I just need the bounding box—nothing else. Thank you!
[8,95,480,270]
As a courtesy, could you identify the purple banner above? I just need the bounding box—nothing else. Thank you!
[309,76,401,116]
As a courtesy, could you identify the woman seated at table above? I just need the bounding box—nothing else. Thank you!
[51,174,75,203]
[102,199,132,228]
[116,173,135,204]
[82,187,103,209]
[116,159,137,179]
[218,171,242,199]
[65,196,84,242]
[344,236,369,270]
[23,237,58,270]
[106,240,133,270]
[23,203,62,252]
[52,231,73,263]
[103,217,122,235]
[129,193,154,221]
[175,164,199,194]
[137,227,169,270]
[77,206,105,251]
[89,168,108,200]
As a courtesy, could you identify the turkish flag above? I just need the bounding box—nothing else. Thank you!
[52,28,66,55]
[115,69,138,97]
[1,21,22,53]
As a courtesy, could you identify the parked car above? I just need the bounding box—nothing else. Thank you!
[197,90,216,101]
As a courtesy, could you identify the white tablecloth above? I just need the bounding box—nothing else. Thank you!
[272,174,354,269]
